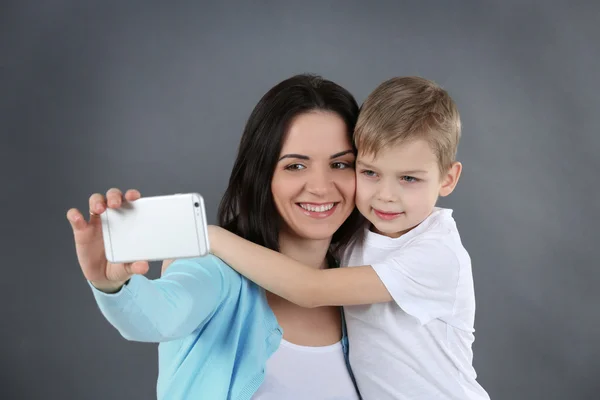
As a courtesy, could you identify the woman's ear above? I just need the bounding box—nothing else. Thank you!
[439,161,462,197]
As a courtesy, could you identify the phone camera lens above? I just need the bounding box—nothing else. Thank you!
[194,202,199,208]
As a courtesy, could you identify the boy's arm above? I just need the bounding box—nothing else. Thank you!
[208,225,393,308]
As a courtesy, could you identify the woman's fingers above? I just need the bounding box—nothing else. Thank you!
[124,189,141,202]
[106,188,124,208]
[66,208,87,232]
[105,188,140,208]
[161,259,175,276]
[88,189,141,216]
[124,261,150,276]
[89,193,106,215]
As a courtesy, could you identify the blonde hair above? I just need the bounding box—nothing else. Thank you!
[354,76,461,175]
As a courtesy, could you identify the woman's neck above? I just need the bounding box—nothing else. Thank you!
[266,229,340,340]
[277,230,331,269]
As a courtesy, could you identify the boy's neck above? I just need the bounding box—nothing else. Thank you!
[278,230,330,269]
[370,223,414,238]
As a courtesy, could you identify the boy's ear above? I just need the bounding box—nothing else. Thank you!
[439,161,462,197]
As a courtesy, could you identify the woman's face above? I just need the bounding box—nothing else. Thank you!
[271,111,356,241]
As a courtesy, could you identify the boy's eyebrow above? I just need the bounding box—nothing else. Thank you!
[356,160,428,175]
[397,170,428,175]
[356,160,377,169]
[279,149,354,162]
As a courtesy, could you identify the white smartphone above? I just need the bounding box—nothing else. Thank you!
[100,193,210,263]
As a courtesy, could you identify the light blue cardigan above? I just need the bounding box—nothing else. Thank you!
[90,255,358,399]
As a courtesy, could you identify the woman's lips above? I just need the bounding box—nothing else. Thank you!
[297,202,339,219]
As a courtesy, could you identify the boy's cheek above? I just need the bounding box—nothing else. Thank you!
[354,182,370,203]
[353,191,370,212]
[355,176,369,193]
[354,180,363,201]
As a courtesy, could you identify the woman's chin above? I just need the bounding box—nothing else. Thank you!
[280,208,352,242]
[285,225,339,242]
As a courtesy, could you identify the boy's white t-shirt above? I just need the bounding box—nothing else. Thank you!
[343,208,490,400]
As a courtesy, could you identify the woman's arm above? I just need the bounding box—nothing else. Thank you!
[208,226,392,308]
[91,256,230,342]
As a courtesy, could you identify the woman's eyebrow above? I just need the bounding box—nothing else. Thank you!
[278,149,353,162]
[278,153,309,161]
[330,150,354,159]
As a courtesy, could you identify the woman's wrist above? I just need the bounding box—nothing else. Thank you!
[90,279,128,294]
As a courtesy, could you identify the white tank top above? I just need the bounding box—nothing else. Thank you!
[252,338,360,400]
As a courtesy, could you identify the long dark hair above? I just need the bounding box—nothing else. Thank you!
[217,74,365,262]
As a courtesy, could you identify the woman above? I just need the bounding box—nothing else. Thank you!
[66,74,365,399]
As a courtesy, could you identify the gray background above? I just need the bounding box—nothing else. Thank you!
[2,1,598,399]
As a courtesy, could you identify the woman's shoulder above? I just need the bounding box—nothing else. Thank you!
[185,255,275,317]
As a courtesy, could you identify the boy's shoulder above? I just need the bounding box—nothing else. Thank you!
[365,208,462,249]
[352,208,469,266]
[414,207,458,236]
[345,208,470,268]
[407,208,470,263]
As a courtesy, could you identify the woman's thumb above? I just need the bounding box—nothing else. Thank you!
[124,261,150,276]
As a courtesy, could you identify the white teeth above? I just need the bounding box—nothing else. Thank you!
[299,203,335,212]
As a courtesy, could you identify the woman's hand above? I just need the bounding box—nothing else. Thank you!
[66,188,150,293]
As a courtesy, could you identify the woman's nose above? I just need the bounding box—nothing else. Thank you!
[305,168,332,196]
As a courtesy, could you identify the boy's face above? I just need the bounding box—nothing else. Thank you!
[355,139,461,238]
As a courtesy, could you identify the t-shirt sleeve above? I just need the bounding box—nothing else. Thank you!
[89,255,239,342]
[371,239,460,325]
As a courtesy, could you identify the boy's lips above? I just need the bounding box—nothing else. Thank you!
[373,208,403,220]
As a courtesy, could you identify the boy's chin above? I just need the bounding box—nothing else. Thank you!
[369,220,415,238]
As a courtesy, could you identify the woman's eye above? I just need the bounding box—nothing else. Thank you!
[285,163,306,171]
[332,161,353,169]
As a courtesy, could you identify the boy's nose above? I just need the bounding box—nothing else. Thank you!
[377,182,397,202]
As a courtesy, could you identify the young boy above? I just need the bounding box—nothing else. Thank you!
[208,76,490,399]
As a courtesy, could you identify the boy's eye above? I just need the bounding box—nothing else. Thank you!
[401,176,418,183]
[361,169,377,177]
[332,161,354,169]
[285,163,306,171]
